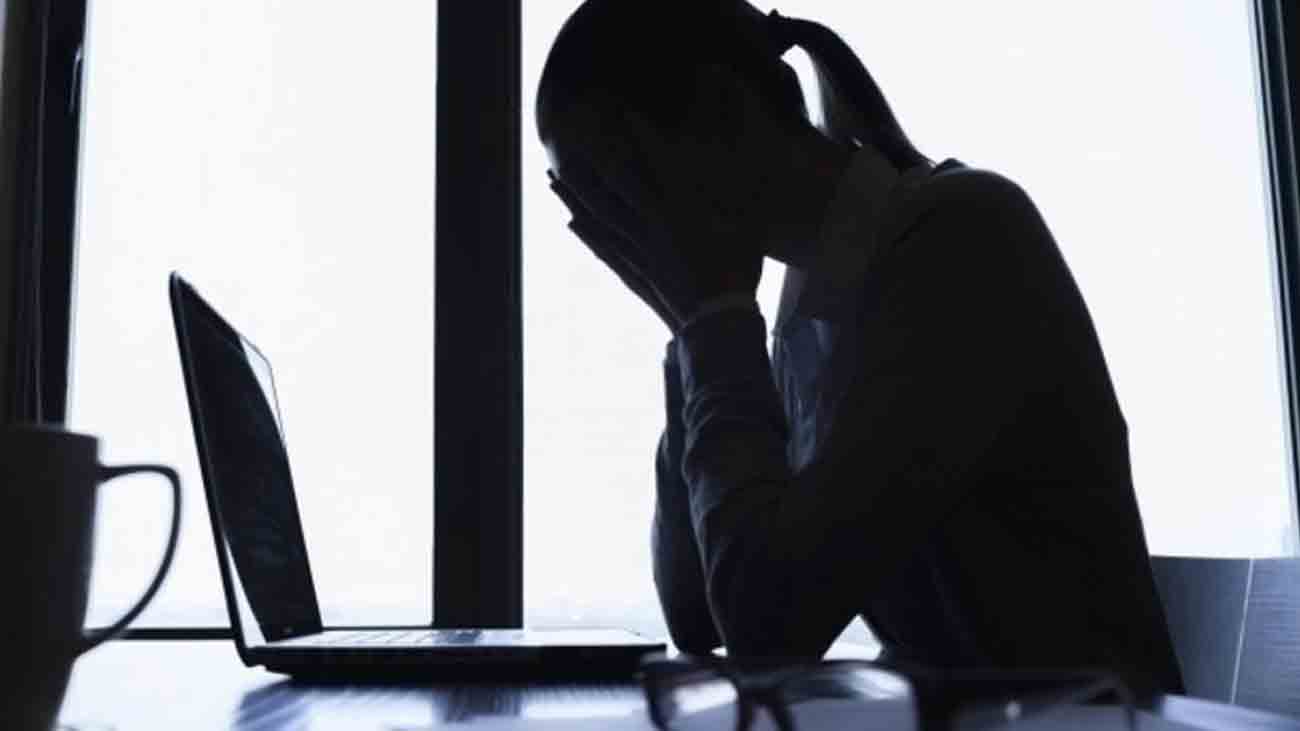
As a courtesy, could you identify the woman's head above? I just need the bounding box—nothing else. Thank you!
[537,0,925,166]
[537,1,927,263]
[537,0,805,156]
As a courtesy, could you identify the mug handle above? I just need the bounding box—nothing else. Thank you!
[78,464,182,655]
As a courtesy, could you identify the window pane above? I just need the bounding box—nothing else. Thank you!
[521,4,814,642]
[523,3,659,639]
[74,2,435,626]
[524,1,1293,641]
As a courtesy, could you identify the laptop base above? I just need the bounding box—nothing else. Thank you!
[257,645,654,681]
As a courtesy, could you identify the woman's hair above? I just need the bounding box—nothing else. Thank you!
[536,0,928,171]
[768,12,929,169]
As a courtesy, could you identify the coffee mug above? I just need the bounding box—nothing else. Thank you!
[0,424,180,730]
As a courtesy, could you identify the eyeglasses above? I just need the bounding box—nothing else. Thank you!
[640,656,1137,731]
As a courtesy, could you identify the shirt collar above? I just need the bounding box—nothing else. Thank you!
[774,145,926,331]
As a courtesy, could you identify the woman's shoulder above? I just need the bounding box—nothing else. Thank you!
[874,159,1052,274]
[923,159,1033,208]
[885,160,1040,237]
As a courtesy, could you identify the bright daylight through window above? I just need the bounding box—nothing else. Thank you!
[69,0,1291,637]
[72,3,435,627]
[523,0,1293,644]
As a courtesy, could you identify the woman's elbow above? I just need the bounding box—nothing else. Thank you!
[665,617,722,656]
[703,541,830,661]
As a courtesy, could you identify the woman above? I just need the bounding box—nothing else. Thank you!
[537,0,1183,695]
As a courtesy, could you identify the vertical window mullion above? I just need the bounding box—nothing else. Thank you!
[434,0,524,628]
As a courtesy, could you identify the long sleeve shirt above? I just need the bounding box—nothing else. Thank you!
[650,147,1185,696]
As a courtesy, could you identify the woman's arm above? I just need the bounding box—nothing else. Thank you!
[677,171,1050,658]
[652,343,723,654]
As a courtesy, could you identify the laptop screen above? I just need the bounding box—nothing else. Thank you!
[172,276,323,643]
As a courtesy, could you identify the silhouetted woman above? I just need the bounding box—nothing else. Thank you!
[537,0,1183,696]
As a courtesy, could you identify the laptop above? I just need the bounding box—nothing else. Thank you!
[168,272,664,678]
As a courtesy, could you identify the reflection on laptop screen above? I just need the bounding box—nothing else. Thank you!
[177,281,322,642]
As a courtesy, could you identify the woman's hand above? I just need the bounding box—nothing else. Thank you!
[547,89,764,331]
[548,169,682,332]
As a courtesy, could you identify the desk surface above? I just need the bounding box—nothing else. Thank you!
[56,640,1300,730]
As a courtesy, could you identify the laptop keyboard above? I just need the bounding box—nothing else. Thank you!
[277,629,530,647]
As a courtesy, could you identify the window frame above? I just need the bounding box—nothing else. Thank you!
[6,0,1300,637]
[1,0,86,425]
[1255,0,1300,543]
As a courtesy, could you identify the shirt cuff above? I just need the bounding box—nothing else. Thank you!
[674,304,769,396]
[679,293,758,333]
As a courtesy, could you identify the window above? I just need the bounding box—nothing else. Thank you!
[522,0,1294,643]
[519,3,821,640]
[73,2,435,627]
[43,0,1300,637]
[521,2,698,639]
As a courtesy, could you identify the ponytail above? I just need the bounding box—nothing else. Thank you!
[765,10,929,171]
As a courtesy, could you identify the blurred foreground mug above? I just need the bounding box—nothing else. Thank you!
[0,424,180,730]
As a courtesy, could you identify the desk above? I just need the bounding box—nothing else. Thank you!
[56,641,1300,729]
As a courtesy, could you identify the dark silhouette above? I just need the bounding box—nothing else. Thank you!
[2,425,180,730]
[537,0,1184,695]
[176,279,323,642]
